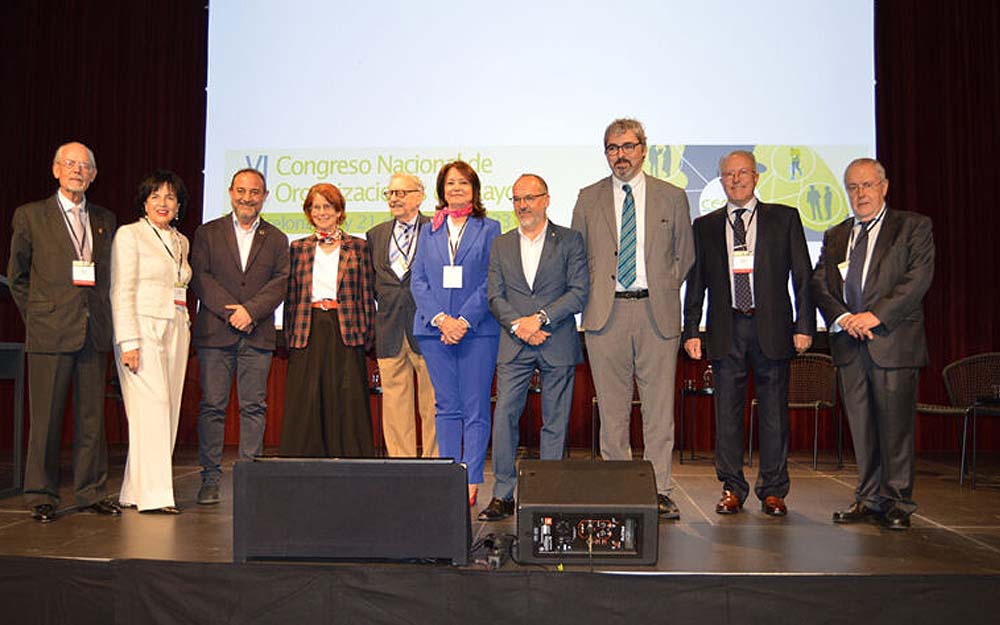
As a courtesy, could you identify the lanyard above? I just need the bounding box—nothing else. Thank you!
[59,203,89,260]
[145,218,184,283]
[727,206,757,252]
[391,220,418,260]
[847,209,885,253]
[446,218,468,265]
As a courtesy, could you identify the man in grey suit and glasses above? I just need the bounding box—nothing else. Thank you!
[571,119,694,519]
[811,158,933,530]
[479,174,588,521]
[7,142,121,523]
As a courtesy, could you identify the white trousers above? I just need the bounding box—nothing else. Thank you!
[116,308,190,511]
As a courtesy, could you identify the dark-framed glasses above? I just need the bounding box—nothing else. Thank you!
[383,189,422,199]
[604,142,643,156]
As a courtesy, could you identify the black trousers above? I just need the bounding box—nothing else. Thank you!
[279,309,374,457]
[712,312,791,503]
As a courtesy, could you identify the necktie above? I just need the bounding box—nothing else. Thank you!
[844,223,868,313]
[617,183,636,289]
[732,209,753,312]
[70,204,91,262]
[390,222,413,278]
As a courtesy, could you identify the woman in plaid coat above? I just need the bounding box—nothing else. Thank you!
[279,183,375,457]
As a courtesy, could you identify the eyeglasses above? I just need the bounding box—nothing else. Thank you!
[720,168,756,180]
[383,189,422,199]
[845,179,884,194]
[604,142,643,156]
[57,159,95,172]
[510,193,548,204]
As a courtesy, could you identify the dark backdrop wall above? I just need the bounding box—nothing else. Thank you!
[1,1,997,453]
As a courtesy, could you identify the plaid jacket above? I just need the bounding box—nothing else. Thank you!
[284,231,374,351]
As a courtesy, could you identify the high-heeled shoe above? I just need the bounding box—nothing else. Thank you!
[468,485,478,507]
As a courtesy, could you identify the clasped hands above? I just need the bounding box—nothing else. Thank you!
[225,304,253,332]
[438,315,469,345]
[512,314,550,346]
[840,311,880,340]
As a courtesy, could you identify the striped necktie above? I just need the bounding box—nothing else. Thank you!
[389,221,413,278]
[617,183,636,289]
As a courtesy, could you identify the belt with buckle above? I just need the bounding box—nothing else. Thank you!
[734,307,755,316]
[614,289,649,299]
[311,299,338,310]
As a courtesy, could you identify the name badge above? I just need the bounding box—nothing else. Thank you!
[838,261,850,281]
[733,250,754,274]
[174,285,188,307]
[72,260,96,286]
[443,265,463,289]
[391,257,409,279]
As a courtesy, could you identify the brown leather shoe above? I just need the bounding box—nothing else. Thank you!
[715,490,742,515]
[762,496,788,517]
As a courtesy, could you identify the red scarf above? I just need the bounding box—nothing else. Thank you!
[431,204,473,232]
[315,229,342,245]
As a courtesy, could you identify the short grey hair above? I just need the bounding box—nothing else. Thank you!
[514,173,548,193]
[389,172,424,192]
[53,142,96,169]
[718,149,757,174]
[843,157,886,185]
[603,118,646,147]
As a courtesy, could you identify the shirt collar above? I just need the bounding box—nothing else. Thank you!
[232,212,261,233]
[518,219,549,243]
[56,190,86,212]
[727,197,758,215]
[613,172,645,192]
[855,204,887,228]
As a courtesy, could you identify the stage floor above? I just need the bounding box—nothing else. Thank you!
[1,447,999,574]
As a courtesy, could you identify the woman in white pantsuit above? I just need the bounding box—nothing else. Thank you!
[111,170,192,514]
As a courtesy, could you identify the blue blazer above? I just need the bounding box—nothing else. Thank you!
[411,215,501,338]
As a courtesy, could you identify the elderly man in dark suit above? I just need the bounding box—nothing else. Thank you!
[190,168,289,505]
[812,157,934,530]
[479,174,589,521]
[366,173,437,458]
[571,118,694,519]
[683,150,814,517]
[7,141,120,522]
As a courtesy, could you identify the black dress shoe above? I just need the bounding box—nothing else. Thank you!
[477,498,515,522]
[83,498,122,516]
[31,504,57,523]
[832,502,881,524]
[880,508,911,530]
[140,506,181,515]
[657,494,680,520]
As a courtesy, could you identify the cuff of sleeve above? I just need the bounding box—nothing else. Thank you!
[119,339,141,353]
[831,313,849,333]
[431,312,446,327]
[458,316,471,328]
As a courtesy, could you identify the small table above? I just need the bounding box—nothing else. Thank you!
[679,387,714,464]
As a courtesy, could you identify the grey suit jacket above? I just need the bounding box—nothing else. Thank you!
[488,222,588,366]
[571,174,694,337]
[811,207,934,368]
[7,194,117,353]
[190,213,290,350]
[366,214,430,358]
[683,203,815,360]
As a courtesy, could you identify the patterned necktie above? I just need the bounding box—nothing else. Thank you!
[844,222,869,313]
[732,209,753,312]
[70,204,92,262]
[389,221,413,278]
[617,183,636,289]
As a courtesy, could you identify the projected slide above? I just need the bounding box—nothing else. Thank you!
[204,0,875,328]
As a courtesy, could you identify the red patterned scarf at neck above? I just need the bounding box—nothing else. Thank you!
[315,229,342,245]
[431,204,473,232]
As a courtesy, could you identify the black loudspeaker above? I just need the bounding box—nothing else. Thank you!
[233,457,470,565]
[516,460,659,565]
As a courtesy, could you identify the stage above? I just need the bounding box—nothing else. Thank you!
[1,447,998,624]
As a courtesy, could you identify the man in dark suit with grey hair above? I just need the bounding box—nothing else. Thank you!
[812,157,934,530]
[7,141,120,522]
[683,149,814,518]
[479,173,588,521]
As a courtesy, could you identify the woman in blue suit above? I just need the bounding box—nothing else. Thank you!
[410,160,500,506]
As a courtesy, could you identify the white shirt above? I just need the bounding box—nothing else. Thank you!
[311,244,340,301]
[56,190,93,260]
[390,217,420,279]
[518,220,548,290]
[612,172,648,290]
[232,213,260,271]
[725,197,759,307]
[446,216,467,264]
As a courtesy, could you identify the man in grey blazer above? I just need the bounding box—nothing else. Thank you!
[479,174,588,521]
[571,119,694,519]
[366,173,437,458]
[812,158,934,530]
[683,150,815,517]
[7,142,120,522]
[190,168,289,504]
